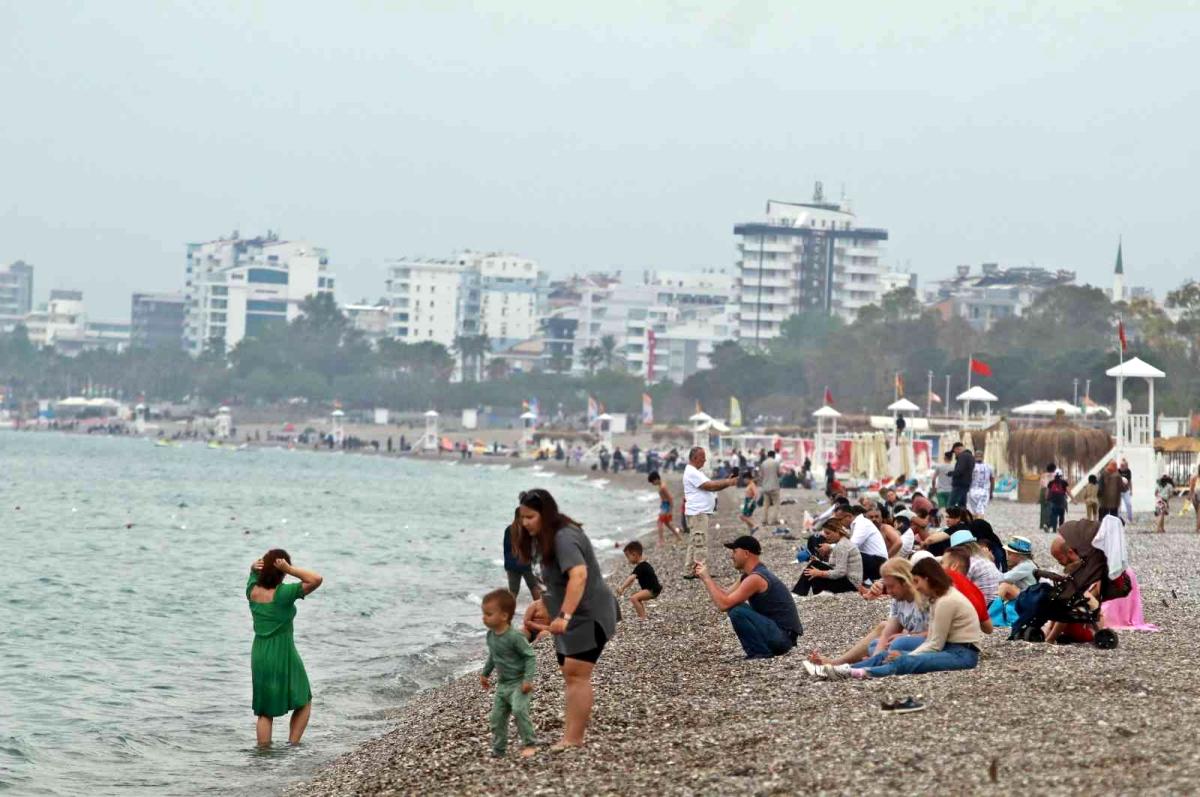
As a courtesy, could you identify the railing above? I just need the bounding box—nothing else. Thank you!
[1118,413,1153,447]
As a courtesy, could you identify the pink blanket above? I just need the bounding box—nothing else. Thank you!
[1101,568,1160,632]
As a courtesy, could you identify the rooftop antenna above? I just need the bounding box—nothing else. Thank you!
[813,181,824,203]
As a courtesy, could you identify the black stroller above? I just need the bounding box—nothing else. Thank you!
[1009,519,1130,649]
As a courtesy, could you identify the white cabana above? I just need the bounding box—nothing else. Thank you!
[887,398,921,413]
[519,410,538,454]
[1011,400,1082,417]
[958,385,998,422]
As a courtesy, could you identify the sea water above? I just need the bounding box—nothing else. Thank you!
[0,432,653,796]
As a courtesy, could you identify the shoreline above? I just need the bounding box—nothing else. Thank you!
[286,478,1200,796]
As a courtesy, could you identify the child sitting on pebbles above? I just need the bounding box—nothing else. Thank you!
[479,589,538,758]
[618,541,662,619]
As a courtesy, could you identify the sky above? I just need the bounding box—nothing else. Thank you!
[2,0,1198,319]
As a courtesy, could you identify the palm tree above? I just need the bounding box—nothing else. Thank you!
[599,335,619,370]
[580,346,603,375]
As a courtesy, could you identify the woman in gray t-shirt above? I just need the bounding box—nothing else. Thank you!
[515,488,619,750]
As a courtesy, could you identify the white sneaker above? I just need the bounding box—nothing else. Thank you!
[824,664,853,681]
[802,660,820,677]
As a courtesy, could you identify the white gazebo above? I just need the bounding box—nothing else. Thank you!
[214,405,232,440]
[813,405,841,466]
[690,411,713,453]
[1107,357,1165,514]
[887,397,921,415]
[519,410,538,455]
[957,385,998,422]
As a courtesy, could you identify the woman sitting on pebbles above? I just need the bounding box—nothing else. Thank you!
[792,519,862,596]
[515,489,619,751]
[805,556,982,680]
[807,557,929,667]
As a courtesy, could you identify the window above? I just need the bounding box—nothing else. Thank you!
[246,313,285,337]
[210,299,227,309]
[248,268,288,285]
[247,300,287,313]
[211,286,228,296]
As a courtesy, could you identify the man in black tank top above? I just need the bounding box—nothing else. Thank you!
[694,535,802,659]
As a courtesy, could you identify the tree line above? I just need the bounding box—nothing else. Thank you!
[2,283,1199,423]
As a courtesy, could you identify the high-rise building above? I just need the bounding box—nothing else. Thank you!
[184,232,335,355]
[131,292,186,350]
[0,260,34,332]
[384,250,543,350]
[342,302,391,347]
[734,184,890,341]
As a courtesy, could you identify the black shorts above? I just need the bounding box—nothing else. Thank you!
[556,623,608,667]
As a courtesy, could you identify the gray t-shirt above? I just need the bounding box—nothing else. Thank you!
[760,458,780,491]
[538,525,620,656]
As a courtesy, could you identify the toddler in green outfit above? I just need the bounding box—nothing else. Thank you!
[480,588,538,758]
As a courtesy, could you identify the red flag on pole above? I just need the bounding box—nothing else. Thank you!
[824,387,834,406]
[1118,320,1128,353]
[969,358,992,378]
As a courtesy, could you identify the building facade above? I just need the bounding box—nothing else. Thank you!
[927,263,1076,332]
[0,260,34,332]
[734,186,890,341]
[24,289,129,354]
[131,292,186,350]
[342,303,391,347]
[384,250,544,350]
[184,232,335,354]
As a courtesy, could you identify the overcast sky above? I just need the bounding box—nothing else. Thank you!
[2,1,1198,318]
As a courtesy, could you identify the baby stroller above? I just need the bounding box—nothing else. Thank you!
[1009,519,1131,649]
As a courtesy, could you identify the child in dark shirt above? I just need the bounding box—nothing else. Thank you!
[618,541,662,619]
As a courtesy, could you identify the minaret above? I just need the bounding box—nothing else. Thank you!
[1111,238,1125,303]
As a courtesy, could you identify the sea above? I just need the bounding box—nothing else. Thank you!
[0,432,655,796]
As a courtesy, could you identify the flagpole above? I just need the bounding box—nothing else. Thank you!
[926,370,933,418]
[944,374,950,420]
[964,355,972,422]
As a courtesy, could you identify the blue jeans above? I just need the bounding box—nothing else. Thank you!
[859,633,925,666]
[863,642,978,678]
[949,487,969,508]
[728,604,796,659]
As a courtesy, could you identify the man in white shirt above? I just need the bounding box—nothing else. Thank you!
[848,506,888,582]
[683,446,738,579]
[758,451,781,526]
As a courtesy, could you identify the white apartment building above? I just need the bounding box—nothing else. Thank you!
[734,185,890,341]
[184,232,335,355]
[384,250,543,350]
[927,263,1076,332]
[551,270,735,383]
[0,260,34,332]
[342,303,391,346]
[24,289,130,355]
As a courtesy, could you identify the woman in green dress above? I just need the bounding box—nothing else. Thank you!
[247,549,323,746]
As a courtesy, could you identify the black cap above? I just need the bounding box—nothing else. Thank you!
[723,535,761,555]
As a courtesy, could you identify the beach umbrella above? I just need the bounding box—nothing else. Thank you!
[1006,410,1113,480]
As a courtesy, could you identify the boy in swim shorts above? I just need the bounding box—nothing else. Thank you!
[648,471,683,545]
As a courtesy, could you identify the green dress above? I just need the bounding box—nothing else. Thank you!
[246,571,312,717]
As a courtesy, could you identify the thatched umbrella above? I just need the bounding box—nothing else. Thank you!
[1006,410,1113,481]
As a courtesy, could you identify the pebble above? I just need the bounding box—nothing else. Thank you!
[286,472,1200,796]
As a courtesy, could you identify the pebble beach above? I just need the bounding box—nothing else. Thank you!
[287,472,1200,796]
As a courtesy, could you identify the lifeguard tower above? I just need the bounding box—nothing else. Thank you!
[1108,357,1165,514]
[520,411,538,455]
[215,406,232,440]
[329,409,345,447]
[812,405,841,467]
[414,410,440,453]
